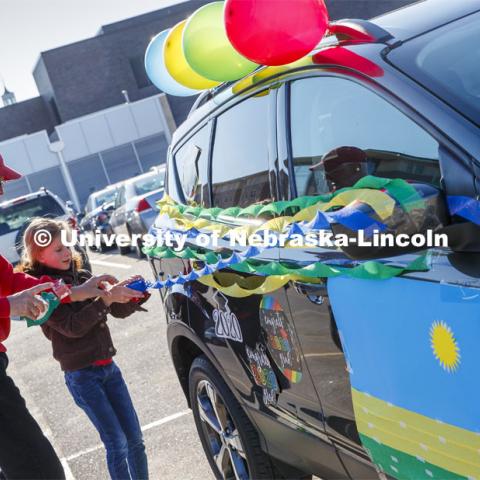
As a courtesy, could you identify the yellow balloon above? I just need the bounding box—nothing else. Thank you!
[164,20,220,90]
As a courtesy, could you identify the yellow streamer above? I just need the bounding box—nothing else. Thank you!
[198,272,322,298]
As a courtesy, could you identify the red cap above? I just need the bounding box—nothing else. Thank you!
[0,155,21,181]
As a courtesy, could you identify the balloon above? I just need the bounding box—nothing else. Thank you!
[183,2,258,82]
[145,30,200,97]
[164,20,220,90]
[224,0,329,66]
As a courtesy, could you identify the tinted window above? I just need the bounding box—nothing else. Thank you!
[290,77,441,196]
[133,172,164,196]
[115,186,126,208]
[389,12,480,127]
[0,196,64,234]
[174,124,211,206]
[93,190,118,209]
[212,92,272,208]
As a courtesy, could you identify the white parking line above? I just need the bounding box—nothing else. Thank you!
[90,259,132,269]
[63,410,191,463]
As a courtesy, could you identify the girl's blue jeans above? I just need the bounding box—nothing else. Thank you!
[65,362,148,480]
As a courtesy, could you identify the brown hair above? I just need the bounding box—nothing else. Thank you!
[16,218,82,273]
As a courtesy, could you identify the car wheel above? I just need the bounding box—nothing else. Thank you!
[189,356,275,480]
[118,244,130,255]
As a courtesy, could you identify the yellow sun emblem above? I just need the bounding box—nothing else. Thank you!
[430,321,460,373]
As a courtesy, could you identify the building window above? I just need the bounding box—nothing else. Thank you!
[27,166,70,202]
[102,144,142,184]
[67,154,109,207]
[135,134,168,171]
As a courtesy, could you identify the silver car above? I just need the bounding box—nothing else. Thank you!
[0,188,90,268]
[110,167,165,258]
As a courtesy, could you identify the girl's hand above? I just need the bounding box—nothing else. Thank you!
[70,274,118,301]
[103,284,144,306]
[117,275,144,287]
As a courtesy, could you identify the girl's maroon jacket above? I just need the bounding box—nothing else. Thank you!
[0,255,53,352]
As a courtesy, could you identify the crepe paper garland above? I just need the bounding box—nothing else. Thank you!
[158,176,425,222]
[183,2,258,82]
[196,254,429,297]
[23,292,60,327]
[164,20,221,90]
[224,0,329,66]
[142,231,431,290]
[145,29,200,97]
[144,242,430,280]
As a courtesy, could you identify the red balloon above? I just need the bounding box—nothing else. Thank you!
[224,0,329,66]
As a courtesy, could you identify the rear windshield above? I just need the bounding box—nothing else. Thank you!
[133,172,164,196]
[0,196,64,234]
[388,11,480,127]
[94,190,118,209]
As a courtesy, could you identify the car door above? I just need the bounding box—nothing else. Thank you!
[277,73,480,478]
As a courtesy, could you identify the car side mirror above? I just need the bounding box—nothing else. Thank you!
[331,183,449,260]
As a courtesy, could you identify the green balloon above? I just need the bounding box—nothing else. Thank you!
[183,1,258,82]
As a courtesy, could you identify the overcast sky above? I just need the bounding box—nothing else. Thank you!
[0,0,184,101]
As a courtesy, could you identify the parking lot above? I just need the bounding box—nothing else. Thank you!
[7,249,214,480]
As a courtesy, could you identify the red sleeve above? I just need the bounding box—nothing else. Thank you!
[0,255,59,318]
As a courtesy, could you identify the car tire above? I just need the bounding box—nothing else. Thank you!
[118,244,130,255]
[189,355,276,480]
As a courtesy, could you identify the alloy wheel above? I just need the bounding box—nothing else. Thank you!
[196,379,249,480]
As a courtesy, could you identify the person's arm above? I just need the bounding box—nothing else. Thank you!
[69,275,118,302]
[45,299,110,338]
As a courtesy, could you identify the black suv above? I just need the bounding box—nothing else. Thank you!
[148,1,480,479]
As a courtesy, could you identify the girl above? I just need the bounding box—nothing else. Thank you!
[19,218,150,480]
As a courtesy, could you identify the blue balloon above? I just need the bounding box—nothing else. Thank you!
[145,29,200,97]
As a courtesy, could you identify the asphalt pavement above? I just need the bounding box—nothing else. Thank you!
[7,249,214,480]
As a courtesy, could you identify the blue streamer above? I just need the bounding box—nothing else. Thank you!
[447,196,480,225]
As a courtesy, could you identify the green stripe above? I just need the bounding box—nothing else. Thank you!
[360,434,466,480]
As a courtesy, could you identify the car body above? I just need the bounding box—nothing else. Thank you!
[80,185,121,252]
[0,188,90,269]
[148,1,480,479]
[110,167,165,257]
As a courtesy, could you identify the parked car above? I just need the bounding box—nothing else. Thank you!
[110,167,165,258]
[0,188,90,270]
[80,185,121,253]
[148,1,480,479]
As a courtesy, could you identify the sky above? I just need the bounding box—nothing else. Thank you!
[0,0,185,101]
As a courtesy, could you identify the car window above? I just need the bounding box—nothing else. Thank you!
[133,172,164,196]
[115,187,126,208]
[290,77,442,196]
[94,190,118,209]
[212,92,272,208]
[0,196,65,234]
[174,124,210,206]
[388,12,480,127]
